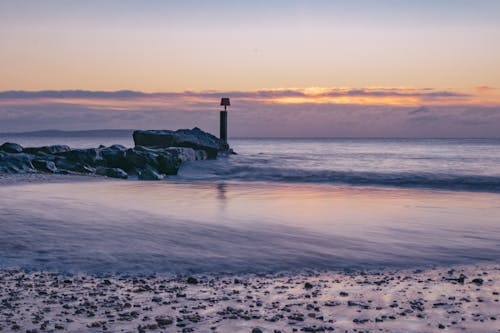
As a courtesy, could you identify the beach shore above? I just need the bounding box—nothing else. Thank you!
[0,173,109,186]
[1,264,498,333]
[1,174,499,332]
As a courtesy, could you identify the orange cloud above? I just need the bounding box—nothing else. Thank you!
[475,86,498,93]
[1,87,499,109]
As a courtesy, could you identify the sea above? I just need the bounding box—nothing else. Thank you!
[1,132,500,274]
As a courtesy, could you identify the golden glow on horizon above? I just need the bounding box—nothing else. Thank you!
[1,86,500,110]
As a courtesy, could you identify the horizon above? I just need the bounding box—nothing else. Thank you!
[2,127,500,140]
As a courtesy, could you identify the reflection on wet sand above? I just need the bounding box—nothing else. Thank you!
[0,180,499,273]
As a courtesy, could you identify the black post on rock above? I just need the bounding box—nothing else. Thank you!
[220,97,230,144]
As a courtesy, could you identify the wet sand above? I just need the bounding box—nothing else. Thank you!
[1,174,499,332]
[1,264,499,333]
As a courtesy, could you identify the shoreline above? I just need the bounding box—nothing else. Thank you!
[0,173,109,186]
[1,263,498,332]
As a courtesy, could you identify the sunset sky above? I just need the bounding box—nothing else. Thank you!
[1,0,499,137]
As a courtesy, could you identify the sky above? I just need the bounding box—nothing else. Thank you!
[1,0,500,137]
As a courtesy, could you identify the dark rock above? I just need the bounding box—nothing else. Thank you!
[155,316,173,326]
[0,152,35,173]
[126,146,198,175]
[54,157,95,174]
[125,147,160,172]
[187,277,198,285]
[133,127,228,159]
[0,142,23,153]
[24,145,71,155]
[471,278,483,286]
[95,166,128,179]
[288,313,304,321]
[32,159,57,173]
[304,282,313,290]
[252,329,263,333]
[100,145,127,168]
[137,167,163,180]
[59,148,104,166]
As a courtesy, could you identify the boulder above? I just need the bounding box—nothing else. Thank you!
[32,159,57,173]
[54,157,95,174]
[137,167,164,180]
[124,147,162,172]
[24,145,71,155]
[58,148,104,166]
[100,145,127,168]
[124,146,197,175]
[95,166,128,179]
[133,127,228,159]
[0,142,24,154]
[0,152,35,173]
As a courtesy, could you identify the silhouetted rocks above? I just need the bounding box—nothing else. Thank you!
[137,167,164,181]
[24,145,71,155]
[0,128,231,179]
[100,145,127,168]
[0,142,24,153]
[0,152,35,173]
[133,127,229,159]
[95,166,128,179]
[32,159,57,173]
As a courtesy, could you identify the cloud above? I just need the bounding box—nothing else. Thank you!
[475,86,498,93]
[0,88,499,137]
[0,87,475,106]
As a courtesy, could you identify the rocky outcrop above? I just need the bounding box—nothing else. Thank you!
[0,128,229,180]
[0,142,24,154]
[133,127,229,159]
[95,166,128,179]
[0,142,207,179]
[0,152,35,173]
[23,145,71,155]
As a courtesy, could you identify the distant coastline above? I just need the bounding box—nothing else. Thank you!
[2,129,500,140]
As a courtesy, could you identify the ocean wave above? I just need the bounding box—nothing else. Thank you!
[179,161,500,192]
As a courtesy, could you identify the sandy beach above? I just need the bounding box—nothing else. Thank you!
[1,174,499,332]
[1,264,499,333]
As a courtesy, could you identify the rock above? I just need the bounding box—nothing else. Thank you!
[24,145,71,155]
[137,167,164,180]
[133,127,229,159]
[95,166,128,179]
[471,278,483,286]
[187,277,198,285]
[32,159,57,173]
[0,142,23,153]
[126,146,197,175]
[54,157,95,174]
[124,147,160,172]
[251,329,263,333]
[163,147,200,163]
[58,148,104,166]
[155,316,173,326]
[0,152,35,173]
[100,145,127,168]
[304,282,313,290]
